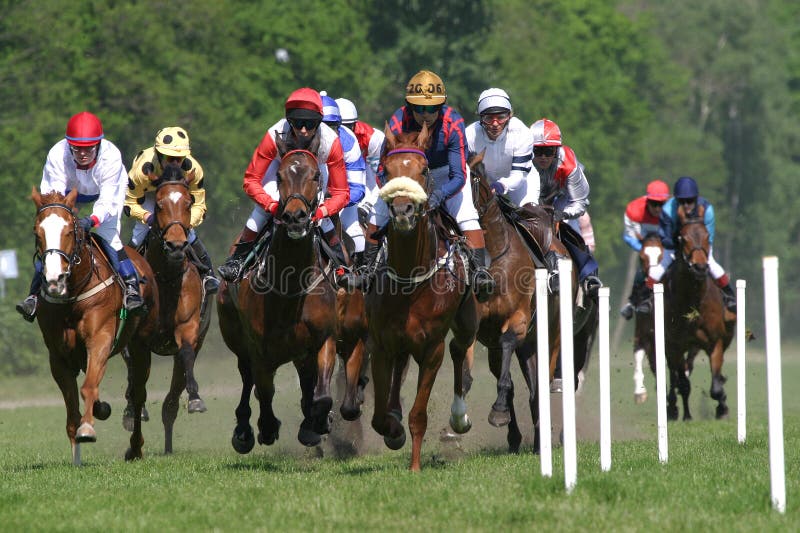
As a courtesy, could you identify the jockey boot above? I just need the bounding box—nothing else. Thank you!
[324,231,357,291]
[467,247,495,303]
[581,272,603,298]
[620,275,645,320]
[719,280,737,313]
[190,238,220,294]
[637,277,657,315]
[544,250,568,294]
[118,251,144,313]
[16,264,43,323]
[353,241,381,291]
[218,228,260,283]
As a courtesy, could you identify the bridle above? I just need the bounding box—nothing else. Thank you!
[35,201,94,294]
[152,178,192,244]
[275,149,321,231]
[677,218,709,274]
[384,148,431,216]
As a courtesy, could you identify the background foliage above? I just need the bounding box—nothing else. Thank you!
[1,0,798,374]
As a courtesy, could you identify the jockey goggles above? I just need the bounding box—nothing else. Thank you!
[533,146,558,157]
[480,112,511,125]
[289,118,321,131]
[411,104,441,114]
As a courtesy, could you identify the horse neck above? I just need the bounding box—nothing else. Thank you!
[146,231,186,277]
[480,199,509,257]
[268,226,317,288]
[386,215,437,277]
[71,237,106,291]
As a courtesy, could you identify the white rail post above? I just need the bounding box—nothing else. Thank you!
[654,283,668,464]
[598,287,611,471]
[558,259,577,493]
[763,257,786,513]
[736,279,747,444]
[535,269,552,478]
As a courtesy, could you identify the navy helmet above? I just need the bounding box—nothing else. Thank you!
[673,176,699,199]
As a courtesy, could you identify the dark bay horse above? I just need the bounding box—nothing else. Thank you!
[30,189,158,464]
[218,139,365,453]
[663,205,734,420]
[122,165,213,453]
[366,124,478,471]
[466,152,569,452]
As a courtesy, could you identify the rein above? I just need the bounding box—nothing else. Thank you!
[274,149,321,230]
[153,179,192,242]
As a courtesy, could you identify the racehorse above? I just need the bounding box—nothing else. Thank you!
[366,123,478,471]
[632,232,663,404]
[30,188,158,464]
[662,205,734,420]
[466,152,569,452]
[122,165,214,453]
[217,138,366,453]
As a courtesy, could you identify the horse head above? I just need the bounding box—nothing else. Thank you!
[274,134,321,239]
[677,204,709,280]
[149,165,194,263]
[379,122,431,233]
[31,188,82,299]
[468,150,494,216]
[639,232,664,273]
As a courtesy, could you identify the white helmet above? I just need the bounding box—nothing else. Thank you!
[477,88,512,115]
[335,98,358,123]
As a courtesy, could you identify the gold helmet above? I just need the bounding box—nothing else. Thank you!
[405,70,446,105]
[154,126,191,157]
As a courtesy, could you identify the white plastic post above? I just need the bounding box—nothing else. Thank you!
[653,283,668,464]
[598,287,611,471]
[763,257,786,513]
[558,259,577,493]
[736,279,747,444]
[535,269,552,478]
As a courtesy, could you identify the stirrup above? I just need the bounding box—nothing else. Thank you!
[620,302,634,320]
[124,284,144,312]
[16,295,38,322]
[472,268,495,303]
[582,275,602,296]
[203,274,220,294]
[218,258,244,282]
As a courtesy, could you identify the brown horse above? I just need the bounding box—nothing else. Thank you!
[366,124,478,471]
[663,205,734,420]
[466,152,570,452]
[632,232,663,404]
[30,188,158,464]
[217,140,366,453]
[122,165,214,453]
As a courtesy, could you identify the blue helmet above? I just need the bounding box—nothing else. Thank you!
[320,91,341,123]
[674,176,699,199]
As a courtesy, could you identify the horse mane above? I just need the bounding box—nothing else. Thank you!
[39,190,66,204]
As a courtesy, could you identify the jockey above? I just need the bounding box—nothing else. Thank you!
[529,117,601,295]
[336,97,385,230]
[318,92,368,270]
[365,69,495,302]
[16,111,143,322]
[619,179,670,319]
[217,88,351,284]
[465,88,533,206]
[653,176,736,312]
[124,126,220,294]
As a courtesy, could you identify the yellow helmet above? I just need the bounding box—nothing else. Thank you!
[154,126,191,157]
[405,70,446,105]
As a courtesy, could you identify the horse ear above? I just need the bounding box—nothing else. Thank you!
[468,149,485,168]
[307,132,321,155]
[275,132,289,158]
[185,168,196,184]
[696,204,705,218]
[65,188,79,208]
[31,186,41,208]
[416,122,430,151]
[383,122,396,149]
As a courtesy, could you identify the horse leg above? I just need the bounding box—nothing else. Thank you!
[667,368,679,421]
[489,330,518,427]
[708,341,729,419]
[295,358,323,447]
[178,338,206,414]
[49,352,82,465]
[251,357,281,446]
[339,338,365,421]
[125,343,151,461]
[311,337,336,435]
[512,345,539,454]
[462,342,475,396]
[633,347,648,404]
[370,349,406,450]
[231,352,255,454]
[161,355,186,454]
[121,347,149,432]
[77,336,114,444]
[448,336,471,435]
[408,342,445,472]
[678,367,692,421]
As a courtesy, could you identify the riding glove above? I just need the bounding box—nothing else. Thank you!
[490,182,505,195]
[78,216,95,232]
[428,190,445,210]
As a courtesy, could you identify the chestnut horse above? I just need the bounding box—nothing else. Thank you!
[217,139,366,453]
[30,189,158,464]
[632,232,663,404]
[122,165,214,453]
[467,152,570,452]
[662,205,734,420]
[366,124,478,471]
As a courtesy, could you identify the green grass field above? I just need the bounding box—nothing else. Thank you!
[1,322,798,531]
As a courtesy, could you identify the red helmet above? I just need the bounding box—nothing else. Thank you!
[65,111,104,146]
[645,179,670,201]
[285,88,323,114]
[530,118,562,147]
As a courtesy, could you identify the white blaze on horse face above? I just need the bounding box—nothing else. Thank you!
[41,213,70,281]
[289,160,301,175]
[643,246,662,269]
[167,191,183,204]
[403,159,411,166]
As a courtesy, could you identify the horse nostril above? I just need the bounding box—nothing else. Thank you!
[402,203,415,217]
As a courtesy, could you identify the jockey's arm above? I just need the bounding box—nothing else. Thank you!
[561,162,589,219]
[704,202,716,245]
[125,152,154,224]
[243,132,280,214]
[90,144,127,226]
[497,130,533,195]
[658,203,677,249]
[441,124,468,199]
[319,140,350,218]
[343,142,367,207]
[623,212,643,251]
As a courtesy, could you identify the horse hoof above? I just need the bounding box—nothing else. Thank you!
[188,398,207,413]
[311,396,333,434]
[449,414,472,434]
[667,407,679,421]
[124,448,143,461]
[340,404,362,422]
[716,405,729,419]
[634,392,648,404]
[141,405,150,422]
[488,408,511,427]
[508,433,522,454]
[232,427,255,454]
[93,401,111,421]
[76,423,96,443]
[384,429,406,450]
[298,425,322,447]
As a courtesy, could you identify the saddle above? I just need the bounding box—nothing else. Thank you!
[494,196,550,268]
